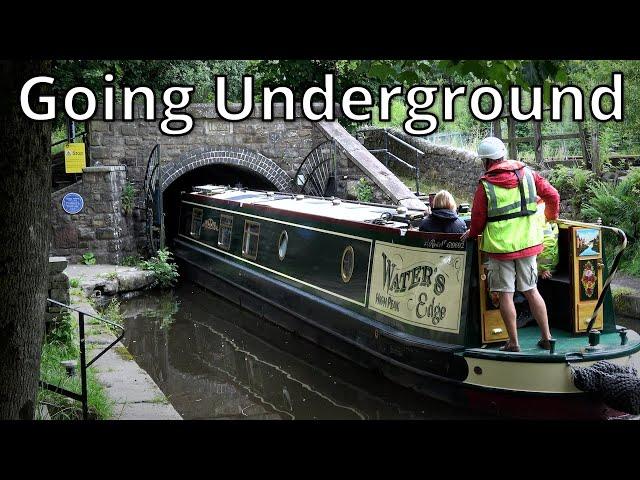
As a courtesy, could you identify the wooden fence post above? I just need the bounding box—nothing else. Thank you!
[492,119,502,140]
[507,116,518,160]
[591,128,601,175]
[534,122,543,167]
[578,123,591,169]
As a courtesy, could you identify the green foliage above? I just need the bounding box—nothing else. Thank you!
[69,278,80,288]
[139,248,179,288]
[51,60,248,129]
[355,178,374,202]
[121,182,136,215]
[101,271,118,281]
[612,287,635,313]
[82,252,96,265]
[101,298,124,336]
[581,169,640,275]
[46,312,78,355]
[143,291,180,330]
[547,166,594,210]
[121,255,142,267]
[39,315,113,420]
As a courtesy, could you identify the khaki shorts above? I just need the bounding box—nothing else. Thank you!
[487,256,538,293]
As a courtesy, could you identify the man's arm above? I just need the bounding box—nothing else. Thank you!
[466,183,487,239]
[534,172,560,221]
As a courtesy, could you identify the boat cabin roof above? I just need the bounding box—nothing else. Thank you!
[187,185,428,228]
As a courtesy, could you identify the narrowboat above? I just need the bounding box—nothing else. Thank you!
[171,185,640,419]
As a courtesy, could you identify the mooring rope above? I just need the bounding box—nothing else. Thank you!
[568,360,640,415]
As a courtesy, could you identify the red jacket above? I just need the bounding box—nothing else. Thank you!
[468,160,560,260]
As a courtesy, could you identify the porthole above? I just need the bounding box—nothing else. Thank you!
[341,246,355,283]
[278,230,288,261]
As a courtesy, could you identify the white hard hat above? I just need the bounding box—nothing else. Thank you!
[477,137,506,160]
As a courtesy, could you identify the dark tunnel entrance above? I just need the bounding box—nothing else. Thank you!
[162,164,279,249]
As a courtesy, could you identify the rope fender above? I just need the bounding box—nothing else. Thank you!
[569,360,640,415]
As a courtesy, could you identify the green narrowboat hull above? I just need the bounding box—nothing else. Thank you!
[172,188,640,418]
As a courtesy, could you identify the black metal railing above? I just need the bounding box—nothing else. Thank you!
[293,139,336,197]
[144,144,163,253]
[51,131,88,149]
[39,298,125,420]
[361,128,424,195]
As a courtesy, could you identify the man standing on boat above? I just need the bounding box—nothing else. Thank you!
[461,137,560,352]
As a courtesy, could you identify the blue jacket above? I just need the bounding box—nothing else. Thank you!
[419,208,467,234]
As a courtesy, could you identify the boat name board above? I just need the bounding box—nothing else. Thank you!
[367,241,466,333]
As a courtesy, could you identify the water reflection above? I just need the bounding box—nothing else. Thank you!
[120,282,477,419]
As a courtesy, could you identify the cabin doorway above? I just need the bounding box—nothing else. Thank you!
[161,165,279,250]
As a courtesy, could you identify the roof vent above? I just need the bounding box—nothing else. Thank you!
[396,206,408,215]
[296,194,305,201]
[332,199,341,205]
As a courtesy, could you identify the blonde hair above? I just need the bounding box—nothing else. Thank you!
[433,190,457,211]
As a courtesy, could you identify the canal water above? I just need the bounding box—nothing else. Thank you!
[119,281,481,419]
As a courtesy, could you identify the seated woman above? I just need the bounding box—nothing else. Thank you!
[419,190,467,234]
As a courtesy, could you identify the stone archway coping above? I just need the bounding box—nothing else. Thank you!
[160,146,293,193]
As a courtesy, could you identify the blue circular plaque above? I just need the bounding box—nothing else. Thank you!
[62,192,84,214]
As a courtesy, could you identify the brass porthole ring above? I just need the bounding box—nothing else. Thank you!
[341,245,355,283]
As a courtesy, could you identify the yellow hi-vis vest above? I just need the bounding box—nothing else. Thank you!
[479,167,543,254]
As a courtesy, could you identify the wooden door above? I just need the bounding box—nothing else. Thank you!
[571,227,604,333]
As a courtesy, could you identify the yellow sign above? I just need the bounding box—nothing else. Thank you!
[367,241,466,333]
[64,143,86,173]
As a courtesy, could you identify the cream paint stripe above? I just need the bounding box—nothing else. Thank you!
[179,234,367,307]
[463,352,640,394]
[183,200,373,305]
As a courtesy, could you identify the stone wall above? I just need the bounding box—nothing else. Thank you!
[88,103,325,189]
[50,105,426,263]
[45,257,70,331]
[50,166,136,264]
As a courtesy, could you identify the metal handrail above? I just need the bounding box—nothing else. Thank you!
[385,130,425,156]
[293,139,333,193]
[40,298,125,420]
[362,129,423,195]
[51,131,88,148]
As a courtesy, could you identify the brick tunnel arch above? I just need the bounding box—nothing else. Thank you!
[161,146,293,193]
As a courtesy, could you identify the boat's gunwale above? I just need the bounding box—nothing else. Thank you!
[462,337,640,363]
[186,192,463,242]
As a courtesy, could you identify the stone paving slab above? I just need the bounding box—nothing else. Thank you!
[72,301,181,420]
[65,264,155,297]
[612,273,640,319]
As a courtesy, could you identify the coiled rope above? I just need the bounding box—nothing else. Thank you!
[569,360,640,415]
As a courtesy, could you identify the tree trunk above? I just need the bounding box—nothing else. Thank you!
[0,60,51,419]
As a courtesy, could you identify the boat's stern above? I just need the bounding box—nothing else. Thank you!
[458,326,640,418]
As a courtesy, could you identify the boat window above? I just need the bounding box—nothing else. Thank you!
[190,208,203,239]
[278,230,288,261]
[242,220,261,260]
[341,245,355,283]
[218,214,233,250]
